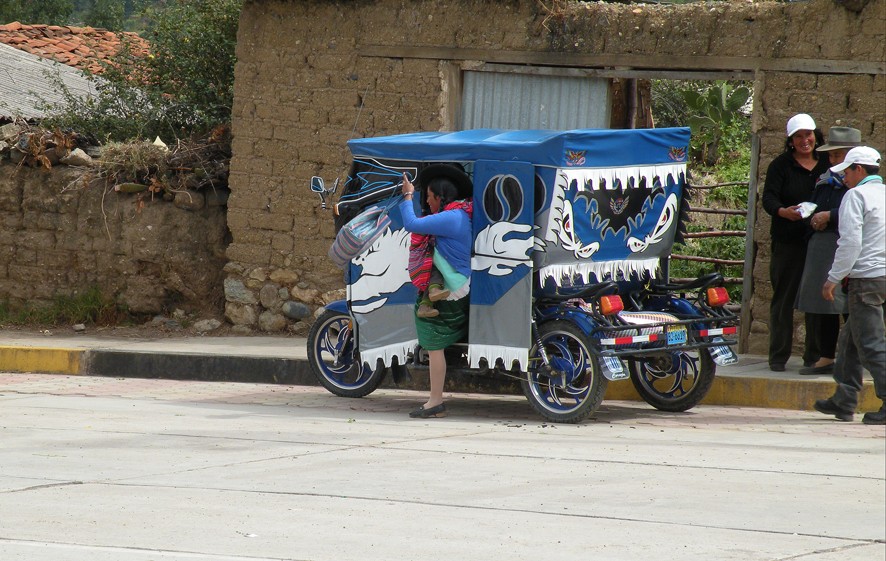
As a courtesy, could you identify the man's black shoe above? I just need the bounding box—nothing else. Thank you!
[769,364,786,372]
[799,363,834,375]
[813,398,854,422]
[862,404,886,425]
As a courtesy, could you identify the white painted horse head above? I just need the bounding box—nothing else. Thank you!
[350,227,411,314]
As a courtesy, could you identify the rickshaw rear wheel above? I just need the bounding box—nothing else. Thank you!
[521,320,608,423]
[307,309,387,398]
[628,349,715,412]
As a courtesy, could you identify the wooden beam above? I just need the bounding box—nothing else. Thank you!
[472,62,753,81]
[360,45,885,76]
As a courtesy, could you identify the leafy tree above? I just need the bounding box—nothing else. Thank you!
[141,0,242,126]
[40,64,202,143]
[85,0,125,29]
[41,0,243,142]
[0,0,75,25]
[70,0,153,31]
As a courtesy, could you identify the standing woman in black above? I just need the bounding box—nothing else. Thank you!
[761,114,830,372]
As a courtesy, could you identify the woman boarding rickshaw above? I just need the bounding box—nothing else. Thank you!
[399,169,473,418]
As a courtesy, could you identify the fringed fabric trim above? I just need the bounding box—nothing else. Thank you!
[561,163,686,191]
[360,340,416,370]
[539,258,661,286]
[468,344,529,372]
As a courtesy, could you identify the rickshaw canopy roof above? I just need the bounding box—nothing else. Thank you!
[347,127,690,168]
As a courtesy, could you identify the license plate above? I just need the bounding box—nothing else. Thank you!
[666,324,687,345]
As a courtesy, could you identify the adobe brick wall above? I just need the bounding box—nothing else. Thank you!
[230,0,884,347]
[0,164,229,318]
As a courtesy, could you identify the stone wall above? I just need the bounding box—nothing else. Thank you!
[0,163,230,319]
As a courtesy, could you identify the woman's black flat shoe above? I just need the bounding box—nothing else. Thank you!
[409,403,447,418]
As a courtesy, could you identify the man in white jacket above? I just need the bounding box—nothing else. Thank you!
[814,146,885,425]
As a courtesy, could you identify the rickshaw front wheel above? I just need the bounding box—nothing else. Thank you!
[307,309,387,398]
[521,320,608,423]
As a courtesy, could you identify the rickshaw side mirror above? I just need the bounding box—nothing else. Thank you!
[310,176,325,193]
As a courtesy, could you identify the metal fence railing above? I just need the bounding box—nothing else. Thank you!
[669,180,749,288]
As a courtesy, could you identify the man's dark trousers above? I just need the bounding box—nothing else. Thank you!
[830,277,886,411]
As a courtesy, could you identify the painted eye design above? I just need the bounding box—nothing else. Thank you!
[483,174,524,222]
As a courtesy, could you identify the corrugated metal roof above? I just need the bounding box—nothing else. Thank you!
[0,42,96,120]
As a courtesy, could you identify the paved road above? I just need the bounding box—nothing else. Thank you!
[1,373,884,561]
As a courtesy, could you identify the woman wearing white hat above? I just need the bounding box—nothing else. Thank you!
[761,114,830,372]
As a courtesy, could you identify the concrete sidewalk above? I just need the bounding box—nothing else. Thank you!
[0,329,880,412]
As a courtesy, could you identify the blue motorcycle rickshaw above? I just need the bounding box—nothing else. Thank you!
[309,128,738,423]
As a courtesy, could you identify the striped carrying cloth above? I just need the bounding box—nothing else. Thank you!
[409,233,434,292]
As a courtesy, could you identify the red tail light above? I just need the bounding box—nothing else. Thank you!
[707,287,730,307]
[599,295,624,315]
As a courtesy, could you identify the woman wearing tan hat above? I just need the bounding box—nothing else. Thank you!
[761,113,829,372]
[795,126,862,375]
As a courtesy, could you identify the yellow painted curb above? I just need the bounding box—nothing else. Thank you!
[0,346,83,375]
[604,376,880,413]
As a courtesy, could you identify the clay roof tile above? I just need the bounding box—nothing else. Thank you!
[0,22,149,73]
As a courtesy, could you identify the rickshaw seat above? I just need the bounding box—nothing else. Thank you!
[646,272,723,294]
[535,280,619,304]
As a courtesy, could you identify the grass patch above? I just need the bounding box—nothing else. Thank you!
[0,287,132,327]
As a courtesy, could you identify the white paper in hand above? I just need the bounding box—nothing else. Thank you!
[797,201,817,219]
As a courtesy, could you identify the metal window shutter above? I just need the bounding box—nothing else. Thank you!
[461,70,610,130]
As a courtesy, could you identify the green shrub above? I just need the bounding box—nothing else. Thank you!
[40,65,196,143]
[683,81,751,166]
